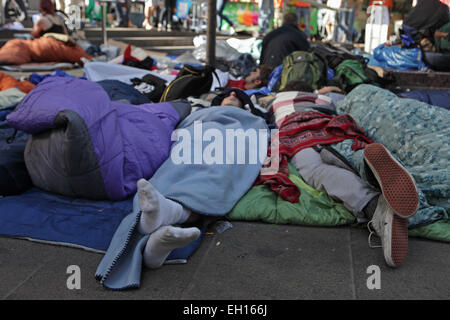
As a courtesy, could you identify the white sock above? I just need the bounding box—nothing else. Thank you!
[143,226,201,269]
[137,179,191,235]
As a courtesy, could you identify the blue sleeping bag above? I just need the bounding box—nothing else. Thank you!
[399,90,450,110]
[0,120,32,196]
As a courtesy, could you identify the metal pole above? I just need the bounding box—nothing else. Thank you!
[101,2,108,46]
[0,0,5,26]
[206,0,216,67]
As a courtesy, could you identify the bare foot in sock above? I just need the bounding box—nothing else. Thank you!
[143,226,201,269]
[137,179,191,235]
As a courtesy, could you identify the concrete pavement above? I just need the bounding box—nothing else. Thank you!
[1,221,449,300]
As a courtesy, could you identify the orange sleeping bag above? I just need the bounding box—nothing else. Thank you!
[0,37,92,66]
[0,72,35,93]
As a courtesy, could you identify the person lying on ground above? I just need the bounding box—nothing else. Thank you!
[260,12,310,68]
[264,95,420,267]
[281,80,343,95]
[134,90,250,269]
[226,65,274,91]
[31,0,69,38]
[290,142,418,268]
[261,81,434,267]
[95,89,268,282]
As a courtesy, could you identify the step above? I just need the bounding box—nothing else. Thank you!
[82,27,200,38]
[86,36,196,47]
[387,69,450,90]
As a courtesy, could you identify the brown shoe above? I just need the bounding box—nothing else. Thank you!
[364,143,419,218]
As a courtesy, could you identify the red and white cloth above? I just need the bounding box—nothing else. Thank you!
[255,110,372,203]
[271,91,334,127]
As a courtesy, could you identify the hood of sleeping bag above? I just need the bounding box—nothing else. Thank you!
[6,77,190,201]
[211,88,267,120]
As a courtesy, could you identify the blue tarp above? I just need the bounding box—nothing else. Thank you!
[372,44,428,71]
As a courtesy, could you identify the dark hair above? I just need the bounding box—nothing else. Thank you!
[40,0,55,15]
[257,65,274,87]
[283,12,298,26]
[281,81,313,93]
[211,88,268,120]
[211,88,254,109]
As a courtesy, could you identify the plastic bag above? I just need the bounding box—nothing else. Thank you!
[226,37,263,61]
[373,44,428,71]
[229,53,257,78]
[192,40,241,62]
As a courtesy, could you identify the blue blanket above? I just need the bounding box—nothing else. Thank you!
[95,107,268,290]
[0,189,133,252]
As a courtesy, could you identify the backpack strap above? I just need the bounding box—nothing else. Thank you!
[312,51,329,87]
[6,129,18,144]
[211,68,222,88]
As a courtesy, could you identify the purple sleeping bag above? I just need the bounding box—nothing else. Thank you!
[7,77,189,201]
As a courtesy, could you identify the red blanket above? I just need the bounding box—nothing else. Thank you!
[256,111,372,202]
[0,37,91,66]
[0,71,35,93]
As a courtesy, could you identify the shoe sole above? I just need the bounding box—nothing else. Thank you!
[364,143,419,218]
[383,213,409,267]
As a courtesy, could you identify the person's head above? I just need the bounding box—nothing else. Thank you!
[281,81,313,93]
[244,65,274,90]
[282,12,299,27]
[211,88,254,110]
[39,0,55,15]
[211,88,268,121]
[220,90,243,108]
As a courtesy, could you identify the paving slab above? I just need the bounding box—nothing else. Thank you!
[179,222,356,300]
[349,227,450,300]
[0,221,449,300]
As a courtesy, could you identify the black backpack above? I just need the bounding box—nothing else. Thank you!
[311,43,368,70]
[131,73,168,102]
[160,65,219,102]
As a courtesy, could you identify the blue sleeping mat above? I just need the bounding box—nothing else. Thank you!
[0,188,133,252]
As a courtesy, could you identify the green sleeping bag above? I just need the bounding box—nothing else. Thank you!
[227,164,356,226]
[227,164,450,243]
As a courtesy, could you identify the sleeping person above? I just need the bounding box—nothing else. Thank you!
[95,88,269,289]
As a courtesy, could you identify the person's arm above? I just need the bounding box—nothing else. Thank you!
[316,86,343,95]
[434,30,449,39]
[31,19,44,38]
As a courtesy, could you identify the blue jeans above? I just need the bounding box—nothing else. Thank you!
[335,8,355,42]
[296,6,310,38]
[217,0,233,30]
[258,0,274,34]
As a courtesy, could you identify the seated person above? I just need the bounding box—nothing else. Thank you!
[260,12,310,68]
[32,0,69,38]
[226,65,274,91]
[402,0,449,50]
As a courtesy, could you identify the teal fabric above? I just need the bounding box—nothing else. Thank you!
[0,88,25,109]
[334,85,449,228]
